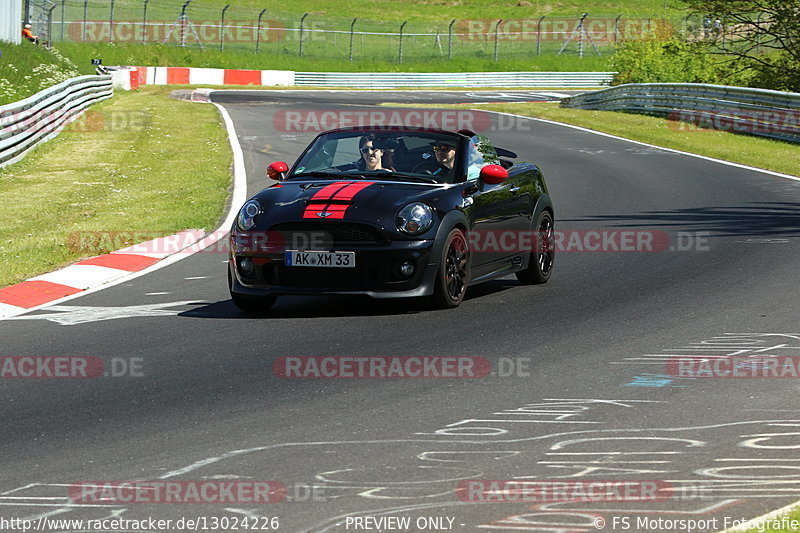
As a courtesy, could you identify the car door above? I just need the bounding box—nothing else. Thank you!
[467,135,533,269]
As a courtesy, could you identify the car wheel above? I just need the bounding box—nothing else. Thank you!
[228,268,277,313]
[516,210,554,285]
[432,228,470,308]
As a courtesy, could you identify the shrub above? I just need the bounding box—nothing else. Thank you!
[611,37,719,85]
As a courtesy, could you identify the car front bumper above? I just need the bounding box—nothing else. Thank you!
[229,239,439,298]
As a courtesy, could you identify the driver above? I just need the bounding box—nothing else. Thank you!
[430,141,456,178]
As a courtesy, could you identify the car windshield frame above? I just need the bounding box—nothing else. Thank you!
[287,129,467,184]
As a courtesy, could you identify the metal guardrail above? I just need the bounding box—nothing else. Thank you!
[293,71,616,88]
[0,75,114,168]
[560,83,800,143]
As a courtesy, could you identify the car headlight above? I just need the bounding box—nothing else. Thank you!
[237,200,261,231]
[397,203,434,236]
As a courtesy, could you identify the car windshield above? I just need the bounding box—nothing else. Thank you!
[289,130,462,183]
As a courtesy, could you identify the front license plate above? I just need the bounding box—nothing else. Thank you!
[285,250,355,268]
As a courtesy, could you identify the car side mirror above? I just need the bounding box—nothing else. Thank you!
[480,164,508,185]
[267,161,289,181]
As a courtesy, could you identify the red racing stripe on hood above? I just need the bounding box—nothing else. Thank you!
[303,181,375,219]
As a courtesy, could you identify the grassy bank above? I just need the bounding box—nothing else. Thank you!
[0,86,230,288]
[442,102,800,177]
[0,43,94,105]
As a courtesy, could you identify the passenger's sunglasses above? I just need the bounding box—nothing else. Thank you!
[433,145,455,152]
[360,146,382,154]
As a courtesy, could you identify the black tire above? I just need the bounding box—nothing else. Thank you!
[516,210,554,285]
[432,228,470,309]
[228,268,277,313]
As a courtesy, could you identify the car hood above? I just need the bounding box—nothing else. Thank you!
[251,179,448,227]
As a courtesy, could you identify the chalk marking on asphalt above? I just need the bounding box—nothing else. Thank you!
[156,419,800,479]
[5,301,201,325]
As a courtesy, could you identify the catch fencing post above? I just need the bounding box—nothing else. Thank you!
[398,21,407,63]
[493,19,502,61]
[179,0,191,47]
[82,0,88,41]
[299,13,308,56]
[60,0,65,41]
[47,3,56,48]
[109,0,115,42]
[220,4,229,51]
[536,15,544,55]
[448,19,455,60]
[349,18,357,61]
[141,0,149,43]
[256,9,266,52]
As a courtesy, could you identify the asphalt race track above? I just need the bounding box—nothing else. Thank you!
[1,90,800,533]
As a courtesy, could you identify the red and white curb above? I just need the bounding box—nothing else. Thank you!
[0,98,247,320]
[111,66,294,90]
[0,230,205,318]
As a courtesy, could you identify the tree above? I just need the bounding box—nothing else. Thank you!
[682,0,800,91]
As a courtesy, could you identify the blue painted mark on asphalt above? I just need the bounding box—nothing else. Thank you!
[625,373,692,388]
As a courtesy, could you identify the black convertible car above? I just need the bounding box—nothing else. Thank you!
[228,126,554,311]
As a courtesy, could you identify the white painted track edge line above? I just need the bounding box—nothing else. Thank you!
[482,110,800,182]
[0,94,245,319]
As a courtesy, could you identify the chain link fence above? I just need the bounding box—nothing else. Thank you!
[26,0,60,48]
[48,0,688,62]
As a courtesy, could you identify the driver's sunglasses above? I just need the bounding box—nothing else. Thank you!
[433,145,455,152]
[360,146,381,154]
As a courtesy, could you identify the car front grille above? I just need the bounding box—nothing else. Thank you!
[269,222,384,245]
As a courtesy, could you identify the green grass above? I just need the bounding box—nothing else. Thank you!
[54,41,615,72]
[0,86,231,288]
[392,101,800,177]
[738,508,800,533]
[59,0,685,27]
[0,44,95,105]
